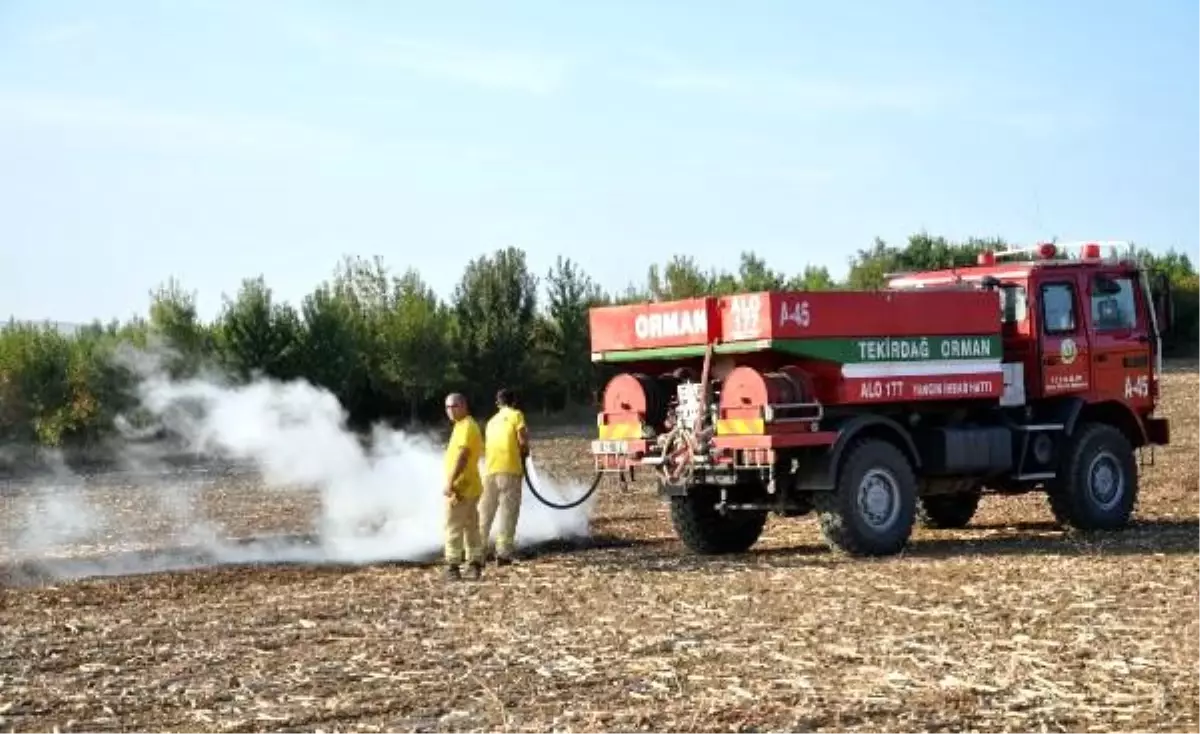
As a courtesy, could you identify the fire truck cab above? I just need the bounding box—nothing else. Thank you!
[886,241,1173,454]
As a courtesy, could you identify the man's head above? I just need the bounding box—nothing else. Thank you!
[444,392,468,422]
[495,388,517,408]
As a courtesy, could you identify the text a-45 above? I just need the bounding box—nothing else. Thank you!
[780,299,810,328]
[1124,374,1149,400]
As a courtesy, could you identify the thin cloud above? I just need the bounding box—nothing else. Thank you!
[0,92,520,172]
[988,108,1105,139]
[648,70,744,94]
[629,48,953,116]
[644,67,949,115]
[767,166,838,186]
[286,21,570,96]
[0,94,359,158]
[368,40,569,95]
[26,22,97,47]
[994,111,1063,138]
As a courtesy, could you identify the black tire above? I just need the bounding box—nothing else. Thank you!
[814,438,917,557]
[1047,422,1138,531]
[917,491,981,529]
[669,489,768,555]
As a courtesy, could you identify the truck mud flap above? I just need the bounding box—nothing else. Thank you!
[793,451,835,491]
[1145,416,1170,446]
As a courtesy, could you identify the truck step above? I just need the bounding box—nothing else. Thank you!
[1013,471,1057,481]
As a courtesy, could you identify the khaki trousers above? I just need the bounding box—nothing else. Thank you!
[444,494,483,566]
[479,473,523,557]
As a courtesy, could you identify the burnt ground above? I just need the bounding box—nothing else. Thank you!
[1,363,1197,733]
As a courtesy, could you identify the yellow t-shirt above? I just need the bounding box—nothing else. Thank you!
[485,406,527,476]
[444,416,484,499]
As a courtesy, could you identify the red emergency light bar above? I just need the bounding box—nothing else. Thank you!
[975,240,1125,269]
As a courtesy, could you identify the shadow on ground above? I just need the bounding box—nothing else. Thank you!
[565,517,1200,574]
[0,531,665,588]
[5,518,1194,587]
[903,517,1199,558]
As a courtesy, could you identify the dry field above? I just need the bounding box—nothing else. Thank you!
[1,363,1197,733]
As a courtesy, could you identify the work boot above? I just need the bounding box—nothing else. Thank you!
[495,554,514,567]
[466,561,483,581]
[444,564,462,582]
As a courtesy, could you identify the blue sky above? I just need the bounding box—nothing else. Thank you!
[1,0,1196,323]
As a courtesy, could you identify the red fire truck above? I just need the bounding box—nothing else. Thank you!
[587,241,1174,557]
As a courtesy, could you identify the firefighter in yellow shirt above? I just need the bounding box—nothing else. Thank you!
[480,388,529,564]
[441,392,485,581]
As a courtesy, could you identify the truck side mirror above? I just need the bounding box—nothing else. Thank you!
[1150,271,1174,336]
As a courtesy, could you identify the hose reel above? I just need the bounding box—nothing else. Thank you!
[525,343,718,510]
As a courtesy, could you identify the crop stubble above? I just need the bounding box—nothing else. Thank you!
[1,364,1197,732]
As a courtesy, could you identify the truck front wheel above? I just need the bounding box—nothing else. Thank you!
[814,438,917,557]
[1048,422,1138,531]
[669,488,768,555]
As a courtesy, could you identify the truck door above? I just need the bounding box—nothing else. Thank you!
[1037,276,1091,396]
[1087,270,1153,410]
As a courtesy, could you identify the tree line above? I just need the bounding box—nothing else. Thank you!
[2,233,1196,449]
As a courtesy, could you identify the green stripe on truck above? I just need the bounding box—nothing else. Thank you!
[592,335,1002,364]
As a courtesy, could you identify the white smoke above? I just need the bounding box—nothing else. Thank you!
[13,451,105,556]
[1,347,596,582]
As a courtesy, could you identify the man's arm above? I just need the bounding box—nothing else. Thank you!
[516,414,530,459]
[445,445,469,496]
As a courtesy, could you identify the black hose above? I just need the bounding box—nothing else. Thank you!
[521,455,604,510]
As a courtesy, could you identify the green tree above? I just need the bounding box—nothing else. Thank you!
[845,232,1002,289]
[737,252,786,292]
[295,282,371,419]
[214,275,301,381]
[647,255,711,300]
[147,277,211,378]
[786,265,837,291]
[451,247,539,408]
[383,269,455,421]
[544,256,603,406]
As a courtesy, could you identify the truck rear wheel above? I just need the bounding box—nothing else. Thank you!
[917,491,981,529]
[669,488,768,555]
[814,438,917,557]
[1048,422,1138,531]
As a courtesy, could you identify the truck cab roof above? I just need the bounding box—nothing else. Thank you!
[886,241,1143,290]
